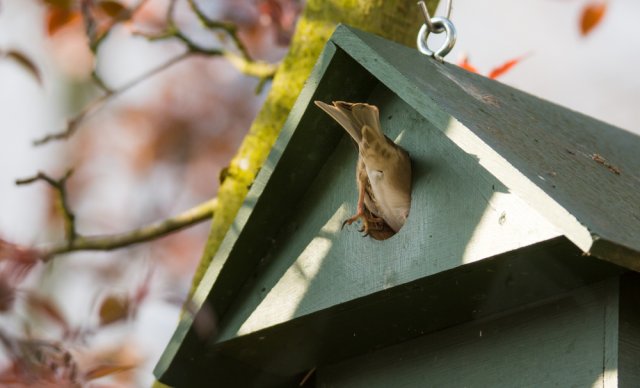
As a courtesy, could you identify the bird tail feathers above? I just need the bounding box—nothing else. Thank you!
[314,101,383,143]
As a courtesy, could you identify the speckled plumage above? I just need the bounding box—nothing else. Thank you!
[315,101,412,239]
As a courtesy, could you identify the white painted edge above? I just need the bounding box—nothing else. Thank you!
[443,118,594,253]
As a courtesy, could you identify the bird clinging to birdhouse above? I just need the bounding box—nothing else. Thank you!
[315,101,412,240]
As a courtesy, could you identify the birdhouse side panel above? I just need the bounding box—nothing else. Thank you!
[318,279,618,387]
[619,273,640,385]
[217,86,562,341]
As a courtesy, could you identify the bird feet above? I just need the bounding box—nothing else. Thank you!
[342,210,386,237]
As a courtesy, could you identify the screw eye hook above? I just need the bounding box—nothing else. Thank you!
[416,0,456,61]
[418,0,452,31]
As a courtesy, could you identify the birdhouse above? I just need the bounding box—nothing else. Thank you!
[155,25,640,387]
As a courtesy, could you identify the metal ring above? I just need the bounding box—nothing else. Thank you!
[417,0,453,34]
[416,17,457,59]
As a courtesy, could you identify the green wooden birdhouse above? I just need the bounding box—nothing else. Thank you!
[155,25,640,387]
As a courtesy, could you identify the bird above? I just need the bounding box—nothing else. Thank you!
[314,100,412,240]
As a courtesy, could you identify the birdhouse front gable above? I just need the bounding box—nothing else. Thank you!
[155,25,639,386]
[216,84,567,340]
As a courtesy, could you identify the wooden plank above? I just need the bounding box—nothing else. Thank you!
[603,272,620,387]
[619,273,640,386]
[189,238,623,385]
[318,279,619,388]
[329,25,640,267]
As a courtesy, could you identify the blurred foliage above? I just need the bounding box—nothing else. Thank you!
[1,0,300,385]
[580,1,607,36]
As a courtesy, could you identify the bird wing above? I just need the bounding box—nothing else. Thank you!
[366,151,412,231]
[360,126,412,232]
[314,101,383,144]
[314,101,362,143]
[347,102,382,140]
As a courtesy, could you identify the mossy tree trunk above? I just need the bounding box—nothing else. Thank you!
[190,0,439,294]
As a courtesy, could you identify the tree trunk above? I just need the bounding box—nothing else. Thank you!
[190,0,439,295]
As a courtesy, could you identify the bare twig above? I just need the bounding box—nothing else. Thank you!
[33,0,278,146]
[81,0,98,46]
[159,0,277,78]
[167,0,178,23]
[16,170,76,242]
[33,52,190,146]
[90,0,152,52]
[41,198,217,260]
[91,69,113,94]
[221,50,279,80]
[186,0,252,60]
[15,170,217,260]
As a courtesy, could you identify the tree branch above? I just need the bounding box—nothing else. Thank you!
[16,170,76,242]
[15,171,217,261]
[186,0,252,60]
[41,198,217,260]
[172,30,279,79]
[89,0,152,52]
[33,0,277,146]
[33,52,190,146]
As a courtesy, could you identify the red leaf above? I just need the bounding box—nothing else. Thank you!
[488,56,525,79]
[0,277,15,312]
[457,54,479,74]
[580,2,607,36]
[0,339,78,385]
[84,364,135,381]
[132,269,153,305]
[25,294,69,330]
[0,239,41,281]
[258,0,301,45]
[191,302,218,340]
[97,0,129,20]
[4,51,42,85]
[46,7,81,35]
[41,0,73,9]
[98,295,130,326]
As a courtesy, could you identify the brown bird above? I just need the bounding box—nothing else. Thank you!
[315,101,412,240]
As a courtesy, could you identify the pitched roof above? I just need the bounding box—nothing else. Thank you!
[330,26,640,268]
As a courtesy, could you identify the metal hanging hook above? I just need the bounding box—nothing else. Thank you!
[417,0,452,33]
[416,0,457,61]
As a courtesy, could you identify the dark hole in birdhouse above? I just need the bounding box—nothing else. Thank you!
[364,214,402,241]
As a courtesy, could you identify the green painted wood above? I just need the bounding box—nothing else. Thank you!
[317,274,640,388]
[154,43,378,382]
[328,26,640,268]
[156,25,640,385]
[318,279,619,387]
[163,238,624,386]
[217,86,561,341]
[619,273,640,386]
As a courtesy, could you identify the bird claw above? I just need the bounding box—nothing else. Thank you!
[341,215,359,230]
[342,211,385,237]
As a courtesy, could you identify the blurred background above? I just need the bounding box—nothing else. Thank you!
[0,0,637,386]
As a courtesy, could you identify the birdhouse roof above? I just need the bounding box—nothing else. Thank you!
[334,27,640,267]
[155,25,640,386]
